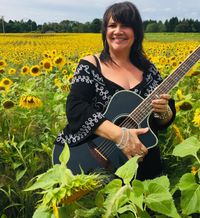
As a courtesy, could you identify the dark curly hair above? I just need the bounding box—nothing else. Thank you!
[99,1,150,71]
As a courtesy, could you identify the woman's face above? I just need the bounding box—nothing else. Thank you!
[106,16,135,55]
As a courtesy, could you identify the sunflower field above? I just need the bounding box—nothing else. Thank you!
[0,33,200,218]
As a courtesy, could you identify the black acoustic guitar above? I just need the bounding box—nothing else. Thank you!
[53,46,200,174]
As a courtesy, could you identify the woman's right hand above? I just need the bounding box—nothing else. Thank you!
[116,127,149,159]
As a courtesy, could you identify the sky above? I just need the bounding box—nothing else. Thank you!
[0,0,200,24]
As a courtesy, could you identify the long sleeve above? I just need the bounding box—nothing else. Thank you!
[61,60,106,146]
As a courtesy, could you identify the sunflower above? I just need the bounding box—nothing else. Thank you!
[192,108,200,128]
[51,50,57,56]
[191,166,198,176]
[0,68,5,74]
[172,124,184,142]
[66,60,73,67]
[61,173,104,205]
[30,65,41,76]
[3,100,15,109]
[43,50,50,58]
[53,55,66,69]
[62,69,68,74]
[8,68,16,75]
[176,89,184,100]
[175,100,193,112]
[186,64,200,77]
[21,66,30,75]
[19,95,43,109]
[42,59,53,72]
[0,60,7,68]
[54,78,62,88]
[67,74,73,83]
[0,78,13,87]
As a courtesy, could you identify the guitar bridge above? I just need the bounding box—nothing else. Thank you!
[88,141,111,169]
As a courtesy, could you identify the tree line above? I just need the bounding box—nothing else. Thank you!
[0,17,200,33]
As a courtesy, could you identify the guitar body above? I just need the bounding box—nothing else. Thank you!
[53,90,158,174]
[53,46,200,174]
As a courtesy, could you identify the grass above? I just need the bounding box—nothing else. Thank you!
[144,32,200,42]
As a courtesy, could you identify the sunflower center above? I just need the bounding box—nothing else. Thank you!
[3,80,10,85]
[55,58,62,64]
[0,69,5,74]
[32,67,39,73]
[44,62,51,69]
[23,67,28,73]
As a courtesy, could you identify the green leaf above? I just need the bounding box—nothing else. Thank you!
[138,210,151,218]
[178,173,197,191]
[24,165,62,191]
[13,162,22,170]
[130,180,144,210]
[132,180,144,197]
[16,168,27,181]
[103,179,123,194]
[115,156,139,184]
[95,190,104,208]
[144,181,180,218]
[59,143,70,165]
[32,206,52,218]
[59,163,74,185]
[103,185,130,218]
[178,173,200,215]
[117,205,136,216]
[75,207,101,217]
[172,136,200,158]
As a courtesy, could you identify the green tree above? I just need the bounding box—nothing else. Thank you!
[158,21,166,32]
[165,17,179,32]
[175,21,192,32]
[90,18,102,33]
[146,22,159,32]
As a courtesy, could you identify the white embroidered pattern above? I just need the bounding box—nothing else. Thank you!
[72,75,93,84]
[56,112,105,144]
[57,62,162,145]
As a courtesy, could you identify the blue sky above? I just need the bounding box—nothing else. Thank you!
[1,0,200,24]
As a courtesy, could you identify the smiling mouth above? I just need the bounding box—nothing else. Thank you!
[112,37,127,41]
[111,38,127,44]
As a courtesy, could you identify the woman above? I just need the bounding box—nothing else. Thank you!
[54,1,176,180]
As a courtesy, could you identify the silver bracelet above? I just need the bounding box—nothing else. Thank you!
[153,106,171,120]
[116,127,128,149]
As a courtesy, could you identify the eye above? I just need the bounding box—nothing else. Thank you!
[107,23,116,28]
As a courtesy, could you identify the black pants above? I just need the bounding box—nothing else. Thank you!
[136,146,163,181]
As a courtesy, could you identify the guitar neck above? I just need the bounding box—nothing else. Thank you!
[130,46,200,124]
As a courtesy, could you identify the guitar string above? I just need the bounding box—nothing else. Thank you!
[94,50,199,157]
[128,52,199,122]
[95,53,198,157]
[95,56,198,157]
[95,117,138,157]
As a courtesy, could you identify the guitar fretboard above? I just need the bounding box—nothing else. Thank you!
[130,46,200,124]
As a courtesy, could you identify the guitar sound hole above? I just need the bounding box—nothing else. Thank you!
[114,115,139,129]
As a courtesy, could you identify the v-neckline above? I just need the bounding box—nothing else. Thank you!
[81,58,145,91]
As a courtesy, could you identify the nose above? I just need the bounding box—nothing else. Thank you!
[114,24,123,34]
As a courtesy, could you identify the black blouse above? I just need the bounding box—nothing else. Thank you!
[55,58,176,148]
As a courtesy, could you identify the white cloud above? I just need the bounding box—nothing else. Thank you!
[0,0,199,24]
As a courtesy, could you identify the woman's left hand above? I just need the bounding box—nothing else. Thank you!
[151,94,171,113]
